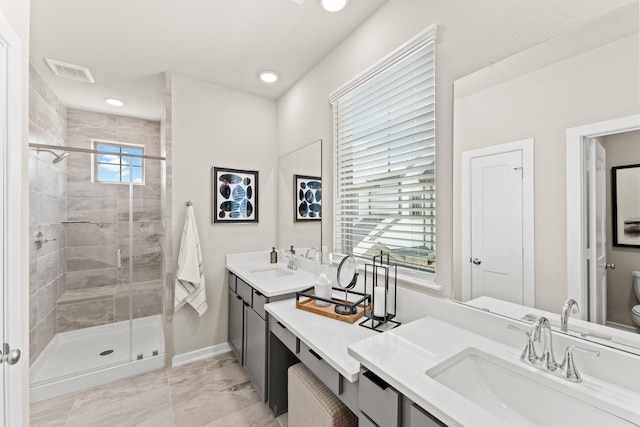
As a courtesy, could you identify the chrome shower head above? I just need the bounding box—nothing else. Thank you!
[35,148,68,164]
[52,152,69,164]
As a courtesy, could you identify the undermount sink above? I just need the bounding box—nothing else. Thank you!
[248,265,296,278]
[426,348,634,426]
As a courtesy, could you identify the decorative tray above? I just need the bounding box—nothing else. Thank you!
[295,287,371,323]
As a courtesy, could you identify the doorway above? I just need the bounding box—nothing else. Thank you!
[461,138,535,306]
[566,114,640,325]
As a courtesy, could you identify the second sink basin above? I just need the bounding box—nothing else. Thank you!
[426,348,634,426]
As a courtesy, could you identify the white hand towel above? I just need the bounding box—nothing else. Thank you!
[174,205,208,316]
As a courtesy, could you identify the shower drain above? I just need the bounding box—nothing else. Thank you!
[99,350,114,356]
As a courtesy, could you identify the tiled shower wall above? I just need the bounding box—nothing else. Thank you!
[62,109,164,332]
[28,65,68,365]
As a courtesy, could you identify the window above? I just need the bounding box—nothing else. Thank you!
[330,26,436,275]
[93,140,144,184]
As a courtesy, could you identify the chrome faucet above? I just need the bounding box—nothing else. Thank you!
[509,317,600,383]
[531,317,556,370]
[560,298,580,332]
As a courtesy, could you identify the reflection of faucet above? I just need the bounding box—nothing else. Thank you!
[284,247,298,271]
[532,316,556,370]
[560,299,580,332]
[305,247,318,260]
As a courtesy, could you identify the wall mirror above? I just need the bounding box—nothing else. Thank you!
[277,139,322,250]
[452,4,640,353]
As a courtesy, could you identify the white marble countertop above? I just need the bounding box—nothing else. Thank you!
[226,251,316,297]
[348,316,640,427]
[265,298,378,382]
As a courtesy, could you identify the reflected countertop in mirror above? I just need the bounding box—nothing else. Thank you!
[466,297,640,356]
[452,4,640,354]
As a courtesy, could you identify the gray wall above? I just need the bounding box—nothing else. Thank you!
[171,75,278,356]
[276,0,636,298]
[602,130,640,328]
[28,65,67,365]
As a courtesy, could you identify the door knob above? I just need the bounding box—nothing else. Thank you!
[605,263,615,270]
[1,343,20,365]
[471,258,482,265]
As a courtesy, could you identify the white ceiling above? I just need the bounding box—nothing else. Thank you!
[30,0,387,121]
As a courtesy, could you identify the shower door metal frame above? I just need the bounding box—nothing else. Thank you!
[29,142,167,378]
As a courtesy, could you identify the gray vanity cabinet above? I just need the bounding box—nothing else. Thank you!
[228,287,244,363]
[358,367,446,427]
[244,295,267,398]
[227,270,294,403]
[228,271,265,398]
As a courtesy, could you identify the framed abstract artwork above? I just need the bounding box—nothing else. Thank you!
[213,167,258,223]
[612,164,640,247]
[295,174,321,222]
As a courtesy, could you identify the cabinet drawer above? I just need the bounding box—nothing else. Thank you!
[358,412,378,427]
[408,403,446,427]
[228,271,237,292]
[253,289,267,319]
[236,278,253,303]
[270,320,298,354]
[298,341,342,396]
[359,369,400,427]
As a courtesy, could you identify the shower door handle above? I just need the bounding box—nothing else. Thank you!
[117,249,122,269]
[0,343,21,365]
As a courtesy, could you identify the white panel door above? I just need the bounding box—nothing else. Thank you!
[0,34,5,421]
[587,138,607,324]
[0,9,23,425]
[470,151,524,304]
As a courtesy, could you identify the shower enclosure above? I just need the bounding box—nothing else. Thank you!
[28,118,167,402]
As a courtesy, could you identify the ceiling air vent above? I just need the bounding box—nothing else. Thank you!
[45,58,95,83]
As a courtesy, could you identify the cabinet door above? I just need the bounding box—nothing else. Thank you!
[228,288,244,364]
[245,306,267,400]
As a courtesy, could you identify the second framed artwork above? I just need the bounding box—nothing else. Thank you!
[212,167,258,223]
[612,163,640,247]
[295,174,321,222]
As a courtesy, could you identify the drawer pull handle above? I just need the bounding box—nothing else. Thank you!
[235,295,242,300]
[363,369,390,390]
[277,321,286,330]
[308,348,323,361]
[255,290,264,297]
[243,302,250,307]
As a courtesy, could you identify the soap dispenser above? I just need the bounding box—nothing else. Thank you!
[270,247,278,264]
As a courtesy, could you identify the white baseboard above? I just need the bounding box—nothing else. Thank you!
[171,342,232,367]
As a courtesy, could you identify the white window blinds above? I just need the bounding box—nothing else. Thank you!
[330,26,436,274]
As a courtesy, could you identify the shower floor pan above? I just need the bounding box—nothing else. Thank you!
[30,314,165,402]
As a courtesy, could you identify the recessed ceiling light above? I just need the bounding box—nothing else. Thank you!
[322,0,348,12]
[104,97,124,107]
[259,71,279,83]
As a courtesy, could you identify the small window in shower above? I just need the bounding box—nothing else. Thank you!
[92,140,145,184]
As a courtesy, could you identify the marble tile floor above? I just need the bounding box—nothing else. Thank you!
[31,352,288,427]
